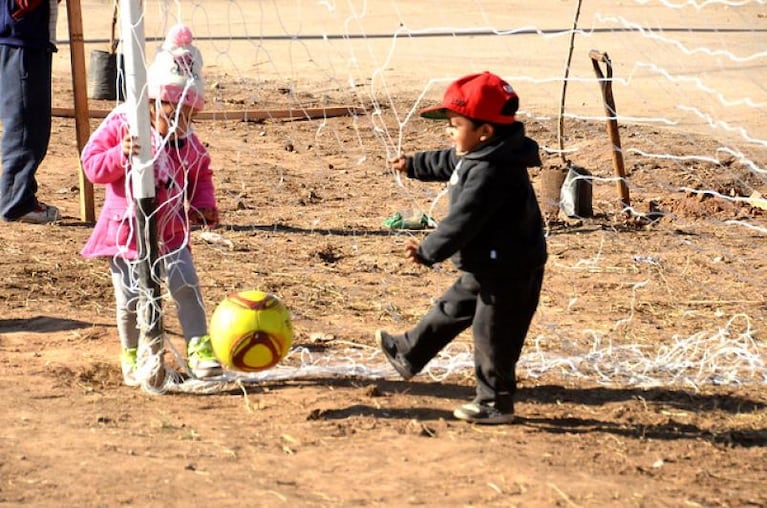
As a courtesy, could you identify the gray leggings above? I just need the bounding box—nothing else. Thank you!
[109,247,207,350]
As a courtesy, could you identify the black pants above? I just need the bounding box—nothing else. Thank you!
[401,267,544,410]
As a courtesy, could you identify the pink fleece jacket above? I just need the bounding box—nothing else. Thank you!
[81,104,217,259]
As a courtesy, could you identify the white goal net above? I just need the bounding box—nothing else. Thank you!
[56,0,766,393]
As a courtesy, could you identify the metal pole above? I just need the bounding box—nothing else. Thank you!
[120,0,165,390]
[557,0,583,165]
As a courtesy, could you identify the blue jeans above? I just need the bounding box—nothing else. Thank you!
[0,45,52,220]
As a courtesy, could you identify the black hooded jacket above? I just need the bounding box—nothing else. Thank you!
[407,121,547,275]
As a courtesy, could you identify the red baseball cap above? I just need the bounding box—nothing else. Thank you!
[419,71,518,125]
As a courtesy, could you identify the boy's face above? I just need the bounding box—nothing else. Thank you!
[151,101,196,139]
[445,111,492,156]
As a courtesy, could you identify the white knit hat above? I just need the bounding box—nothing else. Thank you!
[147,24,205,110]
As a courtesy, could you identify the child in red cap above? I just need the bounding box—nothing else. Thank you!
[377,71,547,424]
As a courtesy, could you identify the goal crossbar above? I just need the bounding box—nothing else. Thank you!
[53,106,365,121]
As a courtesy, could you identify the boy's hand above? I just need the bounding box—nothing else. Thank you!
[390,154,408,174]
[405,238,425,265]
[190,207,219,227]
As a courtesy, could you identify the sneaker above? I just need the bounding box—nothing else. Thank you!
[187,336,223,378]
[376,329,414,380]
[14,202,61,224]
[453,401,515,425]
[120,347,140,387]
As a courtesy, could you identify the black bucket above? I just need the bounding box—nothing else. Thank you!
[88,50,124,101]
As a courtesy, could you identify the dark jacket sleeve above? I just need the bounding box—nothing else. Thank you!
[408,148,458,182]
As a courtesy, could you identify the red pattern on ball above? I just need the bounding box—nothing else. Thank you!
[231,331,281,371]
[229,292,277,311]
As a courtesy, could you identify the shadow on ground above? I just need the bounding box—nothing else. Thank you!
[0,316,97,333]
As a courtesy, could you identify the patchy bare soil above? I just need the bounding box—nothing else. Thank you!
[1,69,766,508]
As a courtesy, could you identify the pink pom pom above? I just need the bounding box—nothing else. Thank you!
[165,24,193,48]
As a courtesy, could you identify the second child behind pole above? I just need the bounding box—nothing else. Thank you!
[80,24,222,386]
[377,71,548,424]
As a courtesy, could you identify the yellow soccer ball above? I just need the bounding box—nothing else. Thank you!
[209,290,294,372]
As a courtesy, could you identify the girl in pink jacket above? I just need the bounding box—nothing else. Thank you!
[81,25,221,386]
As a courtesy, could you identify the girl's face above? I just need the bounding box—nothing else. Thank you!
[445,111,493,156]
[151,101,196,139]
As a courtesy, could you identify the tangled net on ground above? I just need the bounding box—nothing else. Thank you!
[140,314,766,395]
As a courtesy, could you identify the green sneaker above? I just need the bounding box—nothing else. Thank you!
[187,336,223,378]
[120,347,139,387]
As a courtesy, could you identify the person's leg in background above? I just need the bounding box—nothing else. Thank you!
[0,45,58,223]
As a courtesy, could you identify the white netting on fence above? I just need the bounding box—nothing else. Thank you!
[167,312,764,394]
[60,0,766,394]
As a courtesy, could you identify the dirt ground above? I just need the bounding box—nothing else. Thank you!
[2,2,767,507]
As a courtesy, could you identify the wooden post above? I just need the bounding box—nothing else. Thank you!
[590,49,631,212]
[65,0,95,222]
